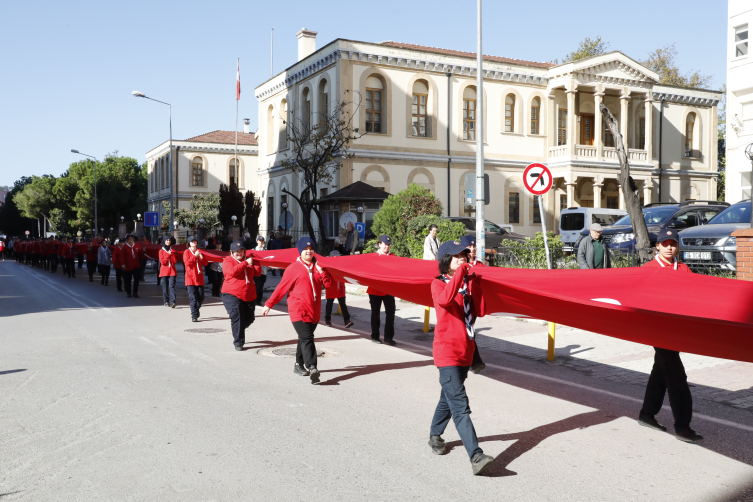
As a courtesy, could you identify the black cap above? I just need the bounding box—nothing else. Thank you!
[460,234,476,248]
[438,240,469,258]
[230,240,245,252]
[378,235,392,245]
[657,228,680,244]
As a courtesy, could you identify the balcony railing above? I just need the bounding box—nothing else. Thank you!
[548,145,568,158]
[548,145,647,162]
[575,145,597,158]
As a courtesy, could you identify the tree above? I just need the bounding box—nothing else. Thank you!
[368,183,445,257]
[244,190,262,238]
[165,194,221,231]
[640,44,713,89]
[279,91,366,245]
[218,182,244,230]
[0,176,36,237]
[14,175,59,234]
[555,36,609,64]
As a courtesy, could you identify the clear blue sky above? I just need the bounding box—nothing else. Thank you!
[0,0,727,187]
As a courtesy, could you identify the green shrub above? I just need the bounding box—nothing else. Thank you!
[494,231,565,269]
[405,215,466,259]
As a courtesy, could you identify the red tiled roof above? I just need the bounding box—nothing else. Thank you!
[184,130,258,146]
[380,41,555,69]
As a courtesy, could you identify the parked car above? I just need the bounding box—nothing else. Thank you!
[678,200,750,271]
[559,208,627,252]
[574,200,730,254]
[445,217,527,250]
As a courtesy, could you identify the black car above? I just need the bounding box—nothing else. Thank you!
[574,201,730,254]
[445,217,527,250]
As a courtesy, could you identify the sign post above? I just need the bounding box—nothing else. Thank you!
[523,162,557,361]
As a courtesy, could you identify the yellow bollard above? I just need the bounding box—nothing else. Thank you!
[547,322,556,361]
[337,304,342,315]
[423,306,431,333]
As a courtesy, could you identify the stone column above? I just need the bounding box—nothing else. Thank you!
[547,91,556,150]
[566,181,576,207]
[230,225,241,241]
[732,229,753,280]
[620,92,630,150]
[118,223,127,239]
[594,91,604,161]
[618,185,625,210]
[643,183,653,205]
[593,183,603,208]
[135,221,145,238]
[566,89,577,156]
[644,97,654,159]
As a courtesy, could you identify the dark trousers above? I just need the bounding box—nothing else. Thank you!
[187,285,204,318]
[77,254,84,268]
[253,274,267,305]
[100,265,111,284]
[123,268,140,296]
[42,255,49,270]
[222,293,255,347]
[292,321,318,369]
[369,294,396,341]
[50,256,58,273]
[640,348,693,431]
[325,297,350,323]
[161,276,176,304]
[86,260,97,281]
[211,271,223,297]
[115,268,123,290]
[430,365,483,460]
[66,258,75,277]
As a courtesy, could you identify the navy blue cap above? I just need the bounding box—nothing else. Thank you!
[297,236,316,254]
[187,235,198,243]
[460,234,476,248]
[378,235,392,245]
[657,228,680,244]
[438,240,469,258]
[230,240,245,252]
[162,235,173,245]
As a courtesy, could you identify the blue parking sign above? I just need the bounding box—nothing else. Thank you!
[355,222,365,240]
[143,211,159,227]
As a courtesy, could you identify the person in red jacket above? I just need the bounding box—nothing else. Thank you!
[428,240,494,476]
[0,239,4,262]
[222,240,261,350]
[367,235,397,345]
[638,229,702,444]
[323,250,353,328]
[460,235,486,375]
[85,239,99,282]
[183,236,209,321]
[111,239,125,291]
[31,238,41,268]
[263,237,332,384]
[121,234,143,298]
[159,236,178,308]
[62,238,76,278]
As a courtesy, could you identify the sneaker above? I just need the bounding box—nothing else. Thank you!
[344,321,354,328]
[309,367,320,384]
[428,435,446,455]
[471,362,486,374]
[675,428,703,443]
[133,293,139,298]
[234,345,243,351]
[371,339,382,344]
[638,414,667,432]
[170,303,176,309]
[324,320,332,327]
[164,303,169,307]
[191,318,198,323]
[383,339,397,346]
[471,453,495,476]
[293,363,308,376]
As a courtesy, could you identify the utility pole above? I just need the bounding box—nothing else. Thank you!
[475,0,485,260]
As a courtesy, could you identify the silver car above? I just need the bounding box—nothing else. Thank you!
[678,200,750,271]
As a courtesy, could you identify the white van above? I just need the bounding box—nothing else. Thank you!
[559,207,627,252]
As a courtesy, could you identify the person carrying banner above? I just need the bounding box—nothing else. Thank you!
[222,240,261,350]
[98,239,112,285]
[112,239,125,291]
[368,235,397,345]
[638,229,702,444]
[85,239,99,282]
[460,235,486,374]
[263,237,332,384]
[159,236,178,307]
[62,238,76,278]
[253,236,268,306]
[183,236,209,321]
[323,250,353,328]
[121,234,143,298]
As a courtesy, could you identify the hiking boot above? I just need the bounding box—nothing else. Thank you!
[675,428,703,443]
[471,362,486,374]
[428,435,446,455]
[294,363,308,376]
[638,414,667,432]
[309,367,320,384]
[471,453,494,476]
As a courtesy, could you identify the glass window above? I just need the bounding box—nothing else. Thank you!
[267,197,274,231]
[736,24,749,58]
[700,210,721,223]
[229,159,238,186]
[412,93,427,137]
[455,218,475,231]
[365,88,382,133]
[505,94,515,133]
[560,194,566,211]
[606,196,618,209]
[675,211,699,228]
[531,99,540,135]
[604,121,615,147]
[508,193,520,224]
[557,109,567,146]
[463,99,476,140]
[708,203,751,224]
[560,213,585,231]
[484,221,501,234]
[533,196,541,224]
[685,114,695,157]
[192,158,204,186]
[592,213,622,226]
[613,206,677,226]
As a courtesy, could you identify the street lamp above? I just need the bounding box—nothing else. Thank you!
[133,90,174,232]
[281,202,288,234]
[137,213,141,221]
[746,143,753,227]
[71,149,98,232]
[121,216,124,223]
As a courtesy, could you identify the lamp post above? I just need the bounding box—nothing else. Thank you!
[474,0,486,261]
[71,150,98,232]
[746,143,753,228]
[133,91,174,232]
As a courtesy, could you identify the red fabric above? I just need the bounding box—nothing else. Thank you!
[183,248,209,285]
[0,241,4,252]
[122,244,143,271]
[642,256,692,273]
[221,255,261,302]
[112,246,124,268]
[32,242,40,253]
[431,265,477,367]
[266,258,333,323]
[159,249,178,277]
[365,253,397,295]
[85,242,99,262]
[325,280,346,299]
[62,243,75,260]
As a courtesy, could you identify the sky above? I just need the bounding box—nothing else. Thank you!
[0,0,728,188]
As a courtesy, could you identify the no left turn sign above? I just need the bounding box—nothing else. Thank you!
[523,163,553,196]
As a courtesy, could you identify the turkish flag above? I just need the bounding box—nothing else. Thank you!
[236,59,240,100]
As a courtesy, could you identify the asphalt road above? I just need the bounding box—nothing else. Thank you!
[2,260,753,501]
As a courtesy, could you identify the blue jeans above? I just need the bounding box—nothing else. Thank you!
[161,275,176,305]
[430,365,482,460]
[187,285,204,319]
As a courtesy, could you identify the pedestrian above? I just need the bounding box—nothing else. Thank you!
[0,239,4,261]
[223,240,262,350]
[253,236,268,306]
[63,238,76,278]
[577,223,611,269]
[219,231,231,252]
[85,239,99,282]
[267,232,283,276]
[427,240,494,476]
[77,237,84,269]
[209,261,223,297]
[243,232,255,251]
[263,237,332,383]
[98,239,112,285]
[160,236,178,308]
[344,221,359,255]
[368,235,397,345]
[637,229,703,443]
[112,239,125,291]
[422,224,441,260]
[121,234,143,298]
[184,236,209,321]
[323,250,354,328]
[32,238,41,268]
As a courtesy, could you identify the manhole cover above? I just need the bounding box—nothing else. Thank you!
[258,346,340,358]
[271,347,324,357]
[185,328,226,333]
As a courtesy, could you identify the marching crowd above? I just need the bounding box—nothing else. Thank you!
[0,224,703,475]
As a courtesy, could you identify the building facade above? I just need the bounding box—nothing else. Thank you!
[255,33,722,239]
[726,0,753,203]
[146,127,258,230]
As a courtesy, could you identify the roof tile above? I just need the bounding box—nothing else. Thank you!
[184,130,258,146]
[380,41,555,69]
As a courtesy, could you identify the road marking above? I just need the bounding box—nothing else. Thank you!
[17,265,112,313]
[140,336,158,346]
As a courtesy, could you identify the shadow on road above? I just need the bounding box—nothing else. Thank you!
[318,360,434,386]
[0,369,26,376]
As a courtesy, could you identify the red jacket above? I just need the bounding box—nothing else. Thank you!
[366,252,396,296]
[325,280,346,299]
[121,243,143,271]
[183,248,209,285]
[266,258,332,323]
[62,242,75,260]
[642,255,692,273]
[431,265,484,367]
[112,246,124,268]
[85,242,99,261]
[222,255,262,301]
[159,248,178,277]
[32,241,40,254]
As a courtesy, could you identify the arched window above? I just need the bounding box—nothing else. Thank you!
[302,87,311,133]
[504,94,515,133]
[365,76,383,133]
[229,159,238,187]
[318,79,329,124]
[463,86,477,140]
[266,105,274,153]
[411,80,428,137]
[279,99,288,149]
[192,157,204,186]
[531,97,540,135]
[685,113,696,157]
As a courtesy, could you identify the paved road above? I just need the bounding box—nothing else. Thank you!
[2,260,753,501]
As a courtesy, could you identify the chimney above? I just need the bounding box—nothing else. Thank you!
[296,28,317,61]
[243,118,250,134]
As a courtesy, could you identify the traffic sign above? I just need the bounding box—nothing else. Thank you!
[523,163,552,196]
[143,211,159,227]
[25,230,30,236]
[355,222,365,240]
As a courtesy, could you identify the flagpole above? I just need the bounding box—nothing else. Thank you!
[235,58,239,195]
